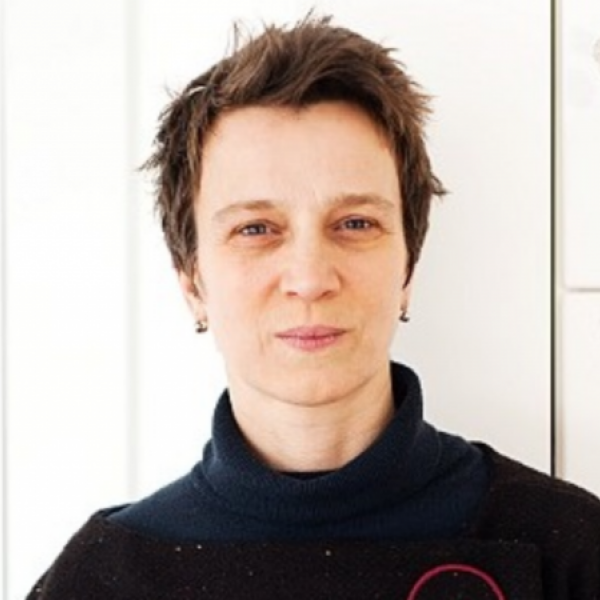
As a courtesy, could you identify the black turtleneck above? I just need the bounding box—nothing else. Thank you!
[110,362,488,542]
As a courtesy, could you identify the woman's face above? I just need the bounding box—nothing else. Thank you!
[180,101,411,407]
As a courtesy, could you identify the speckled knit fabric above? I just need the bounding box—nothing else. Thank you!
[27,515,544,599]
[25,363,600,599]
[25,451,600,599]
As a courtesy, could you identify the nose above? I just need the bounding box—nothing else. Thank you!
[279,236,342,302]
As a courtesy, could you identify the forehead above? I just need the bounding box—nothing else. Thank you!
[204,101,391,159]
[197,101,400,211]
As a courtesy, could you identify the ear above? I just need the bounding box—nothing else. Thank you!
[177,268,207,323]
[400,273,414,313]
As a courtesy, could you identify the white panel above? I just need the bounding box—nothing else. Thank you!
[1,0,6,596]
[294,0,552,470]
[562,293,600,495]
[561,0,600,289]
[5,1,131,598]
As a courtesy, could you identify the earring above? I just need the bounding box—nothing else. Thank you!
[399,309,410,323]
[195,320,208,334]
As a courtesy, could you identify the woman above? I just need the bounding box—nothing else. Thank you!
[27,15,600,600]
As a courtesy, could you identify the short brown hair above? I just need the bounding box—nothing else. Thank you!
[143,14,446,284]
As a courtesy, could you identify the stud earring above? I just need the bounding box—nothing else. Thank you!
[399,309,410,323]
[195,320,208,334]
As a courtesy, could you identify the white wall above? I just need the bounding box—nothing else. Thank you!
[1,1,6,596]
[2,0,591,598]
[4,3,132,599]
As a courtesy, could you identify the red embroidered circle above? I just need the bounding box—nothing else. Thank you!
[407,563,506,600]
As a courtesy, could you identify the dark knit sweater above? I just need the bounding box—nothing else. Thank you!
[26,364,600,599]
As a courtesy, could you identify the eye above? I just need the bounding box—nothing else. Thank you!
[338,217,377,231]
[237,222,272,236]
[343,218,373,230]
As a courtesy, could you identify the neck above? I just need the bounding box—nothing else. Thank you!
[228,365,394,472]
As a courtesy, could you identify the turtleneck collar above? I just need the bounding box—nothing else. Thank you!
[198,362,444,525]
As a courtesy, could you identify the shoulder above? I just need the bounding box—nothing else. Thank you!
[477,443,600,521]
[26,470,209,599]
[472,444,600,586]
[26,510,135,599]
[108,472,202,539]
[474,443,600,533]
[27,506,209,600]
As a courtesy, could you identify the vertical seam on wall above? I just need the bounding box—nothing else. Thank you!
[550,0,560,479]
[125,0,140,499]
[0,0,8,595]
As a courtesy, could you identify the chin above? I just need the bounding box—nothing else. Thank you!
[268,365,374,407]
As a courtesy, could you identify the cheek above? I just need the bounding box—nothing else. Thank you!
[355,253,404,297]
[201,257,271,322]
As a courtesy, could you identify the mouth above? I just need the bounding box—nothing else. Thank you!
[275,326,347,351]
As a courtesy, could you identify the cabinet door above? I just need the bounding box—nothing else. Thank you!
[559,0,600,495]
[562,294,600,495]
[562,0,600,289]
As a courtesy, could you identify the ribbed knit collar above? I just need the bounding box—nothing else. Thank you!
[197,362,445,525]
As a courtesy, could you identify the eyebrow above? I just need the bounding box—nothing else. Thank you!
[211,193,398,223]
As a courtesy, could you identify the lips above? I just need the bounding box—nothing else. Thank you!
[275,326,347,351]
[277,326,346,338]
